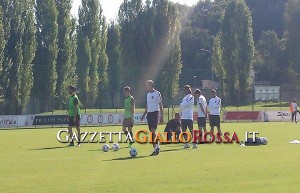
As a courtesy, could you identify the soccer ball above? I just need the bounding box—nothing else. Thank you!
[112,143,120,151]
[260,137,268,145]
[129,148,137,158]
[102,144,110,152]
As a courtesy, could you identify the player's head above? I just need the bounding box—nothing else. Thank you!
[145,80,154,92]
[175,113,181,121]
[68,85,76,95]
[194,89,201,98]
[211,89,217,97]
[293,99,297,103]
[123,86,131,97]
[184,85,192,95]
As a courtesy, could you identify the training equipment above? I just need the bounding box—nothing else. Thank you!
[129,148,137,158]
[112,143,120,151]
[102,144,110,152]
[260,137,268,145]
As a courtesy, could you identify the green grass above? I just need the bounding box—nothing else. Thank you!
[0,122,300,193]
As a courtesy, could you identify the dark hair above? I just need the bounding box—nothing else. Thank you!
[194,89,201,95]
[184,85,192,94]
[123,86,131,92]
[175,113,180,116]
[69,85,76,92]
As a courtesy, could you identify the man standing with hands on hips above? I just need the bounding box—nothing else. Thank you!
[208,89,222,134]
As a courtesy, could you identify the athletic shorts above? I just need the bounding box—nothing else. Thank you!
[197,117,206,128]
[209,115,220,127]
[68,115,80,127]
[123,118,133,128]
[181,119,193,132]
[147,111,159,130]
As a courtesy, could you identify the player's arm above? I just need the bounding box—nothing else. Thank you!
[199,103,206,117]
[159,95,164,123]
[142,105,147,121]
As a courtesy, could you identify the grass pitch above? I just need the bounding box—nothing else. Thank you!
[0,122,300,193]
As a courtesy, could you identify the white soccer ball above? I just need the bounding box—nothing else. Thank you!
[129,148,137,158]
[260,137,268,145]
[112,143,120,151]
[102,144,110,152]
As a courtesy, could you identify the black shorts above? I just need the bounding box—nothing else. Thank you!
[181,119,193,132]
[123,118,133,128]
[197,117,206,128]
[68,114,80,127]
[147,111,159,130]
[209,115,220,127]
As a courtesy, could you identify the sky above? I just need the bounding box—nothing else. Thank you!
[71,0,199,21]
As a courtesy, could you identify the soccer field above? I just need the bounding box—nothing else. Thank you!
[0,122,299,193]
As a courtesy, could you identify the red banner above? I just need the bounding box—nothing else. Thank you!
[223,111,262,122]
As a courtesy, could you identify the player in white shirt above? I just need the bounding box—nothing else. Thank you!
[194,89,208,134]
[141,80,164,156]
[291,99,298,123]
[208,89,222,134]
[180,85,196,149]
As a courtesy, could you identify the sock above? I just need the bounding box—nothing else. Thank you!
[129,131,133,139]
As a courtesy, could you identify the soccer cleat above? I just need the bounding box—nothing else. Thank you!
[192,143,198,149]
[126,144,132,148]
[155,147,160,155]
[67,142,74,147]
[150,151,157,156]
[77,143,81,147]
[183,143,190,149]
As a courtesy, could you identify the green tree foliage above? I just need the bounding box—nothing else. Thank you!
[119,0,182,103]
[0,0,12,113]
[252,30,287,85]
[1,0,36,114]
[212,35,225,97]
[77,0,105,108]
[0,7,5,104]
[245,0,287,41]
[219,0,255,104]
[34,0,58,113]
[107,22,122,107]
[285,0,300,85]
[179,0,226,87]
[55,0,77,109]
[97,13,109,108]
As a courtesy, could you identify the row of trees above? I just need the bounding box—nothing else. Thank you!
[0,0,182,114]
[180,0,300,105]
[0,0,300,114]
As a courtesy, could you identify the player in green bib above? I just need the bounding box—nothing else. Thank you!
[123,86,135,148]
[68,85,81,147]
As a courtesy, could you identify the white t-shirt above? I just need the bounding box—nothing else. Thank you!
[208,96,221,115]
[197,95,207,117]
[147,90,162,113]
[180,94,194,120]
[292,102,298,112]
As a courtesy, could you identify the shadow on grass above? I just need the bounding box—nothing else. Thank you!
[103,155,149,161]
[102,148,183,161]
[87,147,130,152]
[160,148,183,153]
[29,146,68,150]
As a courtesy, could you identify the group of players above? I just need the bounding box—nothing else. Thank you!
[66,80,222,156]
[123,80,222,156]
